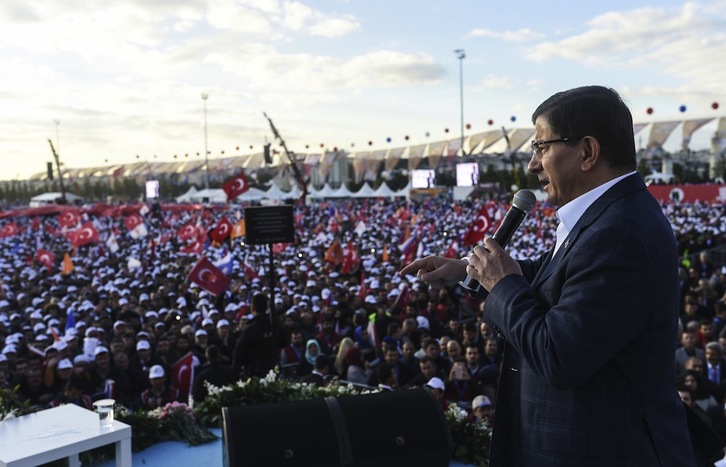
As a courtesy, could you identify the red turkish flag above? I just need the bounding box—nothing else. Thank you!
[341,241,359,274]
[243,259,259,281]
[0,222,19,238]
[58,211,80,228]
[36,249,55,272]
[123,214,143,232]
[177,221,197,242]
[71,222,100,247]
[272,243,292,254]
[210,216,233,243]
[461,205,492,246]
[444,240,460,259]
[222,172,250,201]
[171,352,194,402]
[180,236,205,255]
[186,256,230,296]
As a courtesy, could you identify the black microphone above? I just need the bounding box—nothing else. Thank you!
[459,189,537,293]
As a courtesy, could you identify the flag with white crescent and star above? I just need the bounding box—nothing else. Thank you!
[186,256,230,296]
[210,216,233,243]
[171,351,195,403]
[461,204,492,246]
[222,171,250,201]
[70,221,100,248]
[36,248,55,272]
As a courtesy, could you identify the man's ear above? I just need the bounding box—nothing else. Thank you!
[580,136,601,171]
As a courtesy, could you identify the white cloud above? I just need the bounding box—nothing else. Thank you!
[524,2,726,100]
[476,75,515,90]
[467,27,544,42]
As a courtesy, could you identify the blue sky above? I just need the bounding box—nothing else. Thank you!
[1,0,724,180]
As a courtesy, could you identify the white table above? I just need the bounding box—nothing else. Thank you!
[0,404,131,467]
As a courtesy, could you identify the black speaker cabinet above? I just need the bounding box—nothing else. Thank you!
[222,389,453,467]
[222,397,344,467]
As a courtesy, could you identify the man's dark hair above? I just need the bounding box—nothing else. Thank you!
[532,85,636,171]
[377,362,394,383]
[205,344,220,363]
[315,354,330,371]
[251,293,268,315]
[419,355,436,367]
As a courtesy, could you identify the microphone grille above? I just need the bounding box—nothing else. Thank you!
[512,189,537,213]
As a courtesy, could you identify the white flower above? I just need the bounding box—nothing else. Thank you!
[263,370,276,384]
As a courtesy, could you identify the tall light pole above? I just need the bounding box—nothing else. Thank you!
[54,119,60,155]
[201,93,210,190]
[454,49,465,156]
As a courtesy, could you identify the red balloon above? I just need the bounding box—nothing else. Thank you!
[249,145,253,149]
[646,107,653,114]
[465,123,471,130]
[368,141,373,146]
[404,135,410,141]
[487,119,493,126]
[320,143,324,148]
[444,128,449,133]
[713,102,719,110]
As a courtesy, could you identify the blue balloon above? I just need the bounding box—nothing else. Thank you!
[386,137,391,143]
[679,105,687,113]
[510,116,516,122]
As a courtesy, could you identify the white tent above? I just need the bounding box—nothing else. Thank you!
[307,182,408,198]
[29,192,84,207]
[235,187,270,202]
[175,188,227,203]
[264,184,301,200]
[350,183,377,198]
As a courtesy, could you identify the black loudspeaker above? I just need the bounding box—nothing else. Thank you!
[47,162,54,180]
[222,389,452,467]
[337,390,452,467]
[263,143,272,165]
[222,398,344,467]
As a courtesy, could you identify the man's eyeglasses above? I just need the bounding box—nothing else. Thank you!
[530,137,578,157]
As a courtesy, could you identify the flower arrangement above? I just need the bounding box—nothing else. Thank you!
[194,370,362,427]
[0,386,31,422]
[153,401,218,446]
[444,404,492,467]
[115,401,217,449]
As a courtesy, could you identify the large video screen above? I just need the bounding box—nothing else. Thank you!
[145,180,160,199]
[411,169,436,188]
[456,162,479,187]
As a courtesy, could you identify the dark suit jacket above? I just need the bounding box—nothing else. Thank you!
[299,371,325,387]
[484,174,697,466]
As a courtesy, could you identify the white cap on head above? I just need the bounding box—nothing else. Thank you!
[149,364,165,379]
[425,377,445,391]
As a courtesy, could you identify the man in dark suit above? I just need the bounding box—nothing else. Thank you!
[232,293,277,378]
[299,354,330,387]
[401,86,698,465]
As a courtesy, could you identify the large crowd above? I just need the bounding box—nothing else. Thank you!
[0,192,725,433]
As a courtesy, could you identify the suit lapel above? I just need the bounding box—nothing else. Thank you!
[534,174,645,286]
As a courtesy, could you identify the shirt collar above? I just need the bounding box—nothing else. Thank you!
[556,171,636,234]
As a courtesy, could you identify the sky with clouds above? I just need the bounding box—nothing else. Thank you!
[1,0,725,180]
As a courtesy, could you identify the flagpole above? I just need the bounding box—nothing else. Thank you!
[266,243,277,345]
[455,49,465,157]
